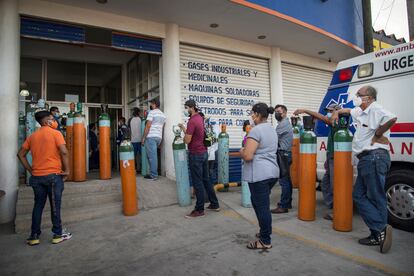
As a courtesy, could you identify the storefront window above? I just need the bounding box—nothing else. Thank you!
[47,60,85,102]
[137,54,149,97]
[20,57,42,101]
[87,63,122,104]
[127,53,159,111]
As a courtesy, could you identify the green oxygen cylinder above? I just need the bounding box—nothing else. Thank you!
[218,124,229,192]
[172,125,191,206]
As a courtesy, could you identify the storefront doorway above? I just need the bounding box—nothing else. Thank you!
[87,106,123,172]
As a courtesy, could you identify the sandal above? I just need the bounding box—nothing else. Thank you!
[247,240,272,250]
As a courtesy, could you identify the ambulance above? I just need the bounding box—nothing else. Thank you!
[315,41,414,232]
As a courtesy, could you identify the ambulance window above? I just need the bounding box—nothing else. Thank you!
[358,63,373,78]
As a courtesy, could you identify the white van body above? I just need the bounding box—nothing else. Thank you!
[315,42,414,232]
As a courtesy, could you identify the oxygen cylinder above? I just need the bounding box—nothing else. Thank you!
[333,115,354,232]
[172,126,192,207]
[18,112,26,179]
[99,105,111,180]
[73,103,86,182]
[241,125,252,208]
[290,117,300,189]
[218,124,229,191]
[141,116,149,176]
[119,140,138,216]
[66,103,75,181]
[298,116,317,221]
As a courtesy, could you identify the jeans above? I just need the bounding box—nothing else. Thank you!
[30,174,64,236]
[208,160,218,187]
[132,142,141,156]
[321,151,334,209]
[353,149,391,234]
[132,142,141,170]
[189,152,219,211]
[249,178,277,245]
[277,151,292,209]
[145,137,161,178]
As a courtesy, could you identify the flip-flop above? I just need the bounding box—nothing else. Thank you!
[246,240,272,250]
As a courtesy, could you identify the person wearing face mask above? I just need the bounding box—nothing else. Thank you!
[240,103,279,250]
[293,103,342,219]
[179,100,220,218]
[50,106,62,131]
[142,99,166,180]
[271,104,294,214]
[116,117,129,145]
[88,123,99,170]
[331,86,397,253]
[17,111,72,246]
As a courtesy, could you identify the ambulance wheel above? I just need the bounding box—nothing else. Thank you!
[385,169,414,232]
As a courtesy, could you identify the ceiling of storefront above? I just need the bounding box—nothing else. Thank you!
[46,0,363,62]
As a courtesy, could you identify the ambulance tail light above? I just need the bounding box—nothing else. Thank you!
[338,68,353,82]
[358,63,373,78]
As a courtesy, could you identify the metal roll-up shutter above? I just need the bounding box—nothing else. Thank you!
[180,44,271,148]
[282,63,333,117]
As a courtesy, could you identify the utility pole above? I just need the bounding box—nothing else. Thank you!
[362,0,374,53]
[407,0,414,41]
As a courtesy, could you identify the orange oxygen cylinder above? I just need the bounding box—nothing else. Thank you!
[333,115,354,232]
[298,116,317,221]
[119,140,138,216]
[290,117,300,188]
[99,106,111,180]
[66,102,75,181]
[73,103,86,182]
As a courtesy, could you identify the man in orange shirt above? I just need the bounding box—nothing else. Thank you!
[17,111,72,246]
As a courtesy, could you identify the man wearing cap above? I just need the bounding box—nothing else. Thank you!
[294,104,342,218]
[179,100,220,218]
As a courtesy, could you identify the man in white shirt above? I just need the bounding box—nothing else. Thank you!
[332,85,397,254]
[129,108,142,172]
[142,99,166,180]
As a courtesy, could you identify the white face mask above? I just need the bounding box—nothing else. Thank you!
[327,112,332,118]
[353,96,363,107]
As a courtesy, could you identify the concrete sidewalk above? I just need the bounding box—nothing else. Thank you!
[0,196,403,276]
[0,179,412,276]
[219,185,414,275]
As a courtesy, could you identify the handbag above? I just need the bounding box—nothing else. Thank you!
[277,150,290,179]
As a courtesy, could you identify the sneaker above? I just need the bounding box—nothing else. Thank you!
[358,234,380,246]
[144,175,153,180]
[26,234,40,246]
[207,205,221,212]
[52,229,72,244]
[379,225,392,254]
[185,210,205,219]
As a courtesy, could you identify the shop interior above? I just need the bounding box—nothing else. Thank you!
[19,37,161,178]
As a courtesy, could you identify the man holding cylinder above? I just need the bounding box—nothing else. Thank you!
[294,103,342,219]
[331,85,397,254]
